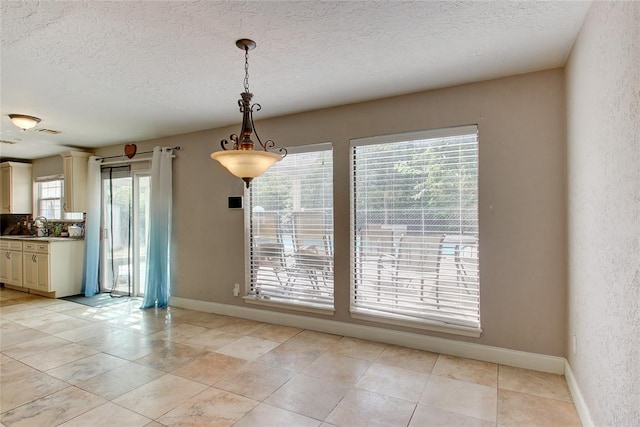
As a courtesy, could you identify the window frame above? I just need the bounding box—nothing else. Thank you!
[33,175,83,221]
[244,143,335,315]
[349,125,481,337]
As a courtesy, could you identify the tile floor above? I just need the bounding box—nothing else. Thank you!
[0,288,582,426]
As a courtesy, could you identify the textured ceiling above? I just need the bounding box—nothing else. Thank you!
[0,1,591,160]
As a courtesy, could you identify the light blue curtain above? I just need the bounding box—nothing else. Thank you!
[81,156,102,296]
[141,147,173,309]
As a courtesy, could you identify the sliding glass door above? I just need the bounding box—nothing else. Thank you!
[100,167,150,297]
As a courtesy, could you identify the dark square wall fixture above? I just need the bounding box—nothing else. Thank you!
[228,196,243,209]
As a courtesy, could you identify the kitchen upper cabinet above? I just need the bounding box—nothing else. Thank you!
[61,151,91,213]
[0,240,23,287]
[0,162,32,214]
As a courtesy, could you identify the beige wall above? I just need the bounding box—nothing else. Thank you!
[31,155,63,179]
[566,1,640,425]
[35,69,568,356]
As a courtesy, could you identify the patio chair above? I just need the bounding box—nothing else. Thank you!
[395,234,445,305]
[358,224,398,302]
[253,212,287,287]
[451,235,479,292]
[290,211,333,292]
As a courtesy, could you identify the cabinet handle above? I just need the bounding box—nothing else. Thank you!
[32,254,36,262]
[5,252,9,259]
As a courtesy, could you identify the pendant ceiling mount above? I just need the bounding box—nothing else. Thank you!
[235,39,256,50]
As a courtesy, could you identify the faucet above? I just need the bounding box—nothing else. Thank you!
[33,216,48,236]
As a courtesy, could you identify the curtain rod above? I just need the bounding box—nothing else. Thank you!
[96,145,181,162]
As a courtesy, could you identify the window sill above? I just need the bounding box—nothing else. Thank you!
[350,308,482,338]
[243,295,335,316]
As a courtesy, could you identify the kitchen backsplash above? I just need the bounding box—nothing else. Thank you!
[0,214,85,237]
[0,214,28,235]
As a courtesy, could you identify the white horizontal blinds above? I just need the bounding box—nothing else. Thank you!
[351,126,480,329]
[37,178,63,219]
[250,146,334,309]
[35,176,83,221]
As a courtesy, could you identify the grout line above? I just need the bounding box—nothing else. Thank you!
[1,290,580,426]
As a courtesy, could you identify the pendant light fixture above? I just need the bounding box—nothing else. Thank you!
[8,114,41,131]
[211,39,287,188]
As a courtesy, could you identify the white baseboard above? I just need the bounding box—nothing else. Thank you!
[169,296,566,374]
[564,360,594,426]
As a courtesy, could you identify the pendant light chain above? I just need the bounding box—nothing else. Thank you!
[243,46,250,93]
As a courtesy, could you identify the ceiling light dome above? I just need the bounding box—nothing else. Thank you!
[8,114,41,131]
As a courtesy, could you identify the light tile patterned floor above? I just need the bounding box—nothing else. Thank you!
[0,288,582,426]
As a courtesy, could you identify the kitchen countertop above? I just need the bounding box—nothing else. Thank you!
[0,236,84,242]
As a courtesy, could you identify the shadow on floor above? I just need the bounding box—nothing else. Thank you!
[61,293,137,307]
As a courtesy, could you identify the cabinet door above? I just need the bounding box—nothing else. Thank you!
[35,254,50,291]
[1,166,10,213]
[9,250,23,285]
[0,163,32,214]
[63,156,74,212]
[62,152,89,213]
[0,251,11,282]
[23,253,38,288]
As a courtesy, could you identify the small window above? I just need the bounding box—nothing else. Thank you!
[35,177,82,220]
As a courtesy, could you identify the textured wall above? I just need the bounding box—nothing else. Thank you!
[566,1,640,425]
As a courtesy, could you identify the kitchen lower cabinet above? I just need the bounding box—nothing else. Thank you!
[0,240,23,287]
[23,251,49,292]
[21,240,84,298]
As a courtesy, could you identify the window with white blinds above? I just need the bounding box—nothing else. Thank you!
[248,144,334,310]
[351,126,480,331]
[34,176,83,220]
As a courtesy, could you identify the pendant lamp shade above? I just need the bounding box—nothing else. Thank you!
[211,150,282,183]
